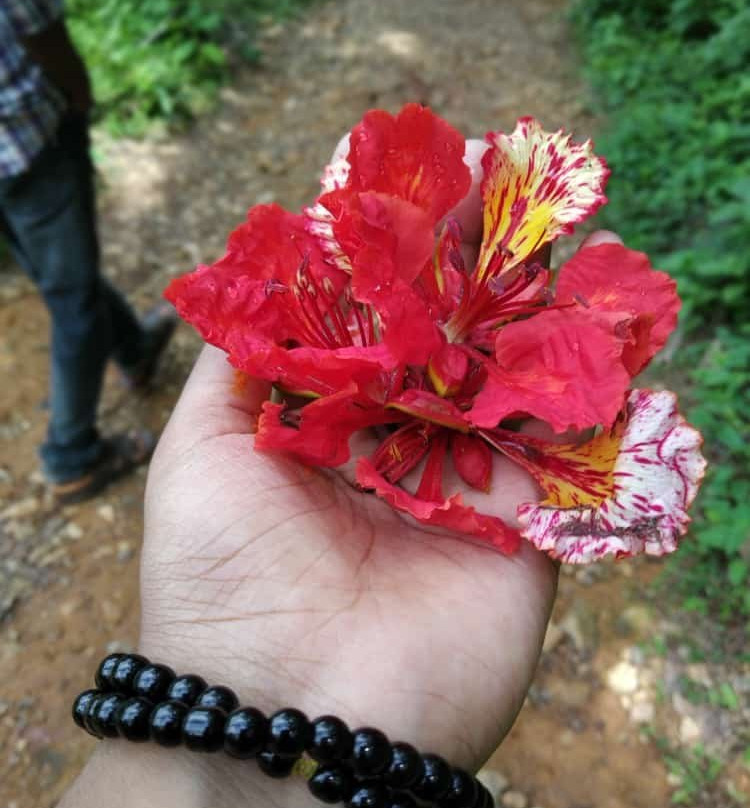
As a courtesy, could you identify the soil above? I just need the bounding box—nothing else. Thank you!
[1,1,747,807]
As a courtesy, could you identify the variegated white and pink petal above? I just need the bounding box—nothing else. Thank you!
[518,389,706,563]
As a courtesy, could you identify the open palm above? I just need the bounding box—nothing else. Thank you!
[140,343,557,773]
[137,148,620,783]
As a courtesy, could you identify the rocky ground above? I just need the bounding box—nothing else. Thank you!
[1,0,748,806]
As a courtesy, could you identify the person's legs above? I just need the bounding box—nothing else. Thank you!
[0,114,146,482]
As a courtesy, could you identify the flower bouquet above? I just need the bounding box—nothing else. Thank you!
[165,104,705,563]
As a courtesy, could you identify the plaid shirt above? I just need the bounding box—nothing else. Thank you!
[0,0,67,178]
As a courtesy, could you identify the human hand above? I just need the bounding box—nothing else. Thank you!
[61,145,621,808]
[139,137,568,772]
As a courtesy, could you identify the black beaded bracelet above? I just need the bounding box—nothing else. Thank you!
[73,653,493,808]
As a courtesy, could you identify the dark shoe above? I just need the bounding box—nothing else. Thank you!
[121,302,178,391]
[50,429,156,505]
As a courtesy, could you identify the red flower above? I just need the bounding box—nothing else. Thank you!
[165,105,703,560]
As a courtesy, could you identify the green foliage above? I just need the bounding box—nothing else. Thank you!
[67,0,316,135]
[571,0,750,621]
[662,743,723,805]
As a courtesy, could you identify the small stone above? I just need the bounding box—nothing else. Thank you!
[477,769,510,800]
[501,791,528,808]
[64,522,83,540]
[100,599,124,626]
[116,541,134,563]
[559,730,575,747]
[1,496,39,519]
[97,503,115,523]
[679,715,701,744]
[607,661,639,694]
[618,605,652,636]
[666,772,682,787]
[59,599,78,618]
[630,701,655,723]
[27,469,45,486]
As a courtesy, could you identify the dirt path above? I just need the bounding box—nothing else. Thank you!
[1,1,745,807]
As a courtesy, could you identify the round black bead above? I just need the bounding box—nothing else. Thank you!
[83,693,106,737]
[384,742,423,789]
[150,700,189,747]
[308,764,356,804]
[257,750,298,778]
[412,754,452,801]
[133,663,175,702]
[90,692,125,738]
[166,674,207,706]
[196,685,238,714]
[267,708,311,756]
[95,654,124,690]
[346,781,390,808]
[182,706,226,752]
[389,794,417,808]
[309,715,353,763]
[438,768,479,808]
[351,727,391,776]
[111,654,149,693]
[73,689,100,730]
[224,707,268,759]
[116,697,153,742]
[477,785,493,808]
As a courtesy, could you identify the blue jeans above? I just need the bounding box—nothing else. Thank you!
[0,114,146,482]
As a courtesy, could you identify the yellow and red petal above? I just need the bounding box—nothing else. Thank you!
[555,243,681,375]
[468,308,631,433]
[356,456,520,552]
[476,118,609,279]
[427,342,469,397]
[507,389,706,563]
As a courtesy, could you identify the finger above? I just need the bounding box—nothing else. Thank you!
[330,133,350,164]
[442,138,488,245]
[168,344,271,441]
[578,229,623,251]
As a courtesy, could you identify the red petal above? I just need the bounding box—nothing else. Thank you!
[427,342,469,397]
[387,389,470,431]
[255,386,393,467]
[164,204,344,349]
[372,421,436,483]
[468,308,631,432]
[415,433,448,501]
[356,458,520,552]
[346,104,472,224]
[228,339,398,398]
[555,243,680,375]
[451,434,493,492]
[317,190,441,364]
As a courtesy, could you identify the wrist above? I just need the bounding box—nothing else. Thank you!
[60,739,309,808]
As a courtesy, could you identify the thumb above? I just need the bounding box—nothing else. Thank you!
[163,344,270,445]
